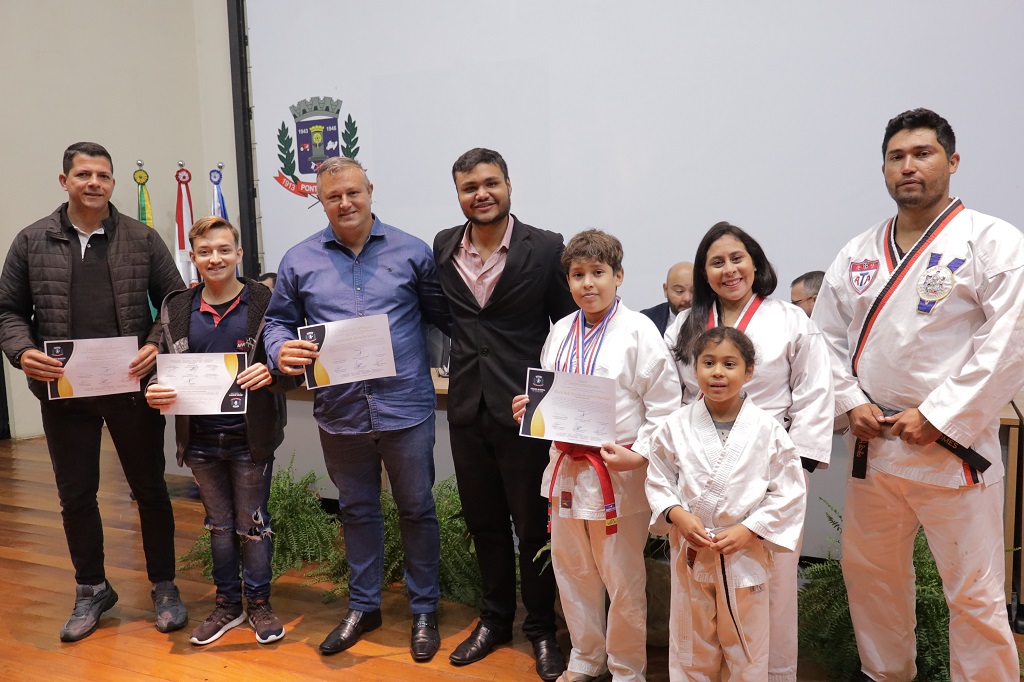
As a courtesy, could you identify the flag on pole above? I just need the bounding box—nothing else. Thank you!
[174,163,198,285]
[210,163,228,220]
[134,161,159,317]
[209,163,240,275]
[133,161,154,227]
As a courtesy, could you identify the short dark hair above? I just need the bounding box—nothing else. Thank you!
[673,221,777,365]
[883,108,956,159]
[691,326,757,371]
[452,148,509,182]
[63,142,113,175]
[791,270,824,295]
[561,229,624,273]
[258,272,277,286]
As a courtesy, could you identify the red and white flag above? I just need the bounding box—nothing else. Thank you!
[174,166,198,285]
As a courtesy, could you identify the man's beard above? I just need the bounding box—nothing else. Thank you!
[466,201,510,226]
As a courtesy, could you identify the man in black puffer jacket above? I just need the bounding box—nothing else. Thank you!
[0,142,186,642]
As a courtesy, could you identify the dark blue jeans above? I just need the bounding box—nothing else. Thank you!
[319,417,440,614]
[185,435,273,602]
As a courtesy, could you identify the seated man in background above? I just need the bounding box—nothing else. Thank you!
[790,270,823,317]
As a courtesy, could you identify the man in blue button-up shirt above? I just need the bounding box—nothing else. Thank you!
[264,156,451,662]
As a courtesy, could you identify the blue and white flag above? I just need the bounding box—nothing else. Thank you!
[210,166,229,220]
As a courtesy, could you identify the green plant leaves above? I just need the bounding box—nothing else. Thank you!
[178,462,483,608]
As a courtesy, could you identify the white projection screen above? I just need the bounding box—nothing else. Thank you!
[246,0,1024,306]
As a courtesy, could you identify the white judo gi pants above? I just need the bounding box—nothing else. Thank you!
[767,470,807,682]
[551,510,649,681]
[841,469,1017,681]
[668,538,770,681]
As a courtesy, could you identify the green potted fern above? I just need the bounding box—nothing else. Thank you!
[180,463,483,607]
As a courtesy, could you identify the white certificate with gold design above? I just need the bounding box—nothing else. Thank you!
[156,353,248,415]
[44,337,140,400]
[298,314,397,389]
[518,368,616,447]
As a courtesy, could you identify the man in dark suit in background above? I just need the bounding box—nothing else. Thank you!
[640,261,693,335]
[434,148,576,681]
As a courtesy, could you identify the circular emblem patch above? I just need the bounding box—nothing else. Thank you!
[133,169,149,184]
[917,265,954,302]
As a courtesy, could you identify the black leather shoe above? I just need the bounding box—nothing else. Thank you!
[318,608,382,655]
[532,636,566,681]
[448,621,513,666]
[410,612,440,662]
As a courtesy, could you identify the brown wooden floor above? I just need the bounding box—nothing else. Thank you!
[3,430,1014,681]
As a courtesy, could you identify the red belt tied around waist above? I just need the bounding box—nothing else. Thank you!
[549,442,632,535]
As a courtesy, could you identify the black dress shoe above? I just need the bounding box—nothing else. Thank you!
[410,612,440,662]
[532,636,567,681]
[448,621,513,666]
[318,608,382,655]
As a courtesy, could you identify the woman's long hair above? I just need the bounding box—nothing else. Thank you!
[673,221,778,365]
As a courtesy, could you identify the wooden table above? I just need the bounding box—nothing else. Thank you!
[1003,394,1024,631]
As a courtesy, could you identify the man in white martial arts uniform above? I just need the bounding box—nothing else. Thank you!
[812,108,1024,681]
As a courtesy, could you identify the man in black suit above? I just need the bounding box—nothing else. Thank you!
[639,260,693,335]
[434,148,575,681]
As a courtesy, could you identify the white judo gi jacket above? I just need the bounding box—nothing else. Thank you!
[647,397,807,583]
[812,199,1024,488]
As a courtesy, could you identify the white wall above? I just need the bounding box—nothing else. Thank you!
[247,0,1024,309]
[0,0,238,437]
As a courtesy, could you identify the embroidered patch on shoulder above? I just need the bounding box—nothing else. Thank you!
[849,259,880,294]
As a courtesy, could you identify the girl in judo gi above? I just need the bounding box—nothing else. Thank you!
[513,230,681,682]
[646,326,806,680]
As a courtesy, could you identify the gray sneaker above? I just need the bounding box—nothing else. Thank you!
[248,598,285,644]
[60,582,119,642]
[152,580,189,633]
[189,599,246,646]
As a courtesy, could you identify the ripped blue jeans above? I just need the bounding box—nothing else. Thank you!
[185,435,273,603]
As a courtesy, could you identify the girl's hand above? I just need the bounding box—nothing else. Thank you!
[710,524,757,555]
[669,507,714,548]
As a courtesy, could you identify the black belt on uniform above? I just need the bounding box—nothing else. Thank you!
[851,404,991,479]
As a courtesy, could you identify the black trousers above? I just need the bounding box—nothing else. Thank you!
[449,400,556,642]
[39,392,175,586]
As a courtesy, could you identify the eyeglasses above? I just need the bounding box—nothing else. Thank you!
[791,295,817,306]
